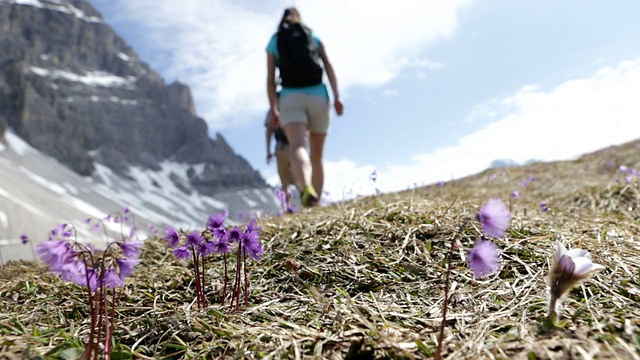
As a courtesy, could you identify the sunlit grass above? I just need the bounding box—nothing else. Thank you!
[1,140,640,358]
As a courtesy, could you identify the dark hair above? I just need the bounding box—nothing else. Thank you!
[278,7,301,32]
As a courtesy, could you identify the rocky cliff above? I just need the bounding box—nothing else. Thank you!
[0,0,266,194]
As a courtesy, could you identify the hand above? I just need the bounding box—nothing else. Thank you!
[270,107,280,124]
[334,98,344,116]
[267,152,274,164]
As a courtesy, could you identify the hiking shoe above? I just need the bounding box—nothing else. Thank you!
[300,185,318,208]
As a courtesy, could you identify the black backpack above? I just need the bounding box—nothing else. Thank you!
[277,22,323,88]
[273,127,289,145]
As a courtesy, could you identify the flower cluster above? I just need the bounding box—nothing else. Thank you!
[539,202,550,213]
[37,223,142,291]
[164,212,264,310]
[618,165,638,183]
[275,189,296,215]
[522,175,535,188]
[36,208,142,359]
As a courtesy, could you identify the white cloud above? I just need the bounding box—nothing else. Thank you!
[106,0,471,130]
[319,57,640,197]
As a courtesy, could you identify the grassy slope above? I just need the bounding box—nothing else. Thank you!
[1,140,640,359]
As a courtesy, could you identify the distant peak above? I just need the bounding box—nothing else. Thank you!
[1,0,104,23]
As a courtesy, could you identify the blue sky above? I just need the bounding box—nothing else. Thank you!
[87,0,640,201]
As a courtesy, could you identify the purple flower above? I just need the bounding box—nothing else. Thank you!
[243,240,264,261]
[51,258,83,283]
[522,175,535,188]
[83,218,91,224]
[487,174,497,181]
[476,198,510,238]
[185,231,203,248]
[511,190,520,198]
[275,190,287,206]
[116,258,141,280]
[20,234,28,244]
[206,212,226,230]
[370,170,377,183]
[212,239,232,254]
[286,203,297,213]
[123,206,130,214]
[539,202,550,212]
[213,227,227,241]
[51,223,73,239]
[37,240,74,267]
[164,226,180,248]
[228,226,242,243]
[103,268,124,289]
[197,240,215,257]
[69,262,98,291]
[468,240,500,278]
[241,230,259,249]
[246,218,261,236]
[80,266,100,292]
[119,241,143,259]
[240,230,263,260]
[173,245,191,260]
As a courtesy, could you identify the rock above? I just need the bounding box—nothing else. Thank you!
[0,0,267,195]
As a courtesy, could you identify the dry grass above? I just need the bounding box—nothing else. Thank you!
[1,140,640,359]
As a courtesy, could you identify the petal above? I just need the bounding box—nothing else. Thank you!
[567,248,589,259]
[572,257,595,276]
[590,263,605,272]
[555,241,568,263]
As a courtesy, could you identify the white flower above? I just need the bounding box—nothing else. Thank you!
[548,241,605,320]
[553,241,605,280]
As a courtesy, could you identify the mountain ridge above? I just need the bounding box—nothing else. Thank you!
[0,0,280,263]
[0,0,265,193]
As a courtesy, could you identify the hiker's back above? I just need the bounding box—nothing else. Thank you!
[276,22,323,88]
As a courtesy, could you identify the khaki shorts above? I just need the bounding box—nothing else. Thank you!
[279,93,331,134]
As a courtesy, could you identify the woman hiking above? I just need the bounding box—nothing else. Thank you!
[266,7,344,207]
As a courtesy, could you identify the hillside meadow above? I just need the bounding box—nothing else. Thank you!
[1,140,640,359]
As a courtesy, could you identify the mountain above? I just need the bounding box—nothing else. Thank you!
[0,0,280,263]
[488,159,520,169]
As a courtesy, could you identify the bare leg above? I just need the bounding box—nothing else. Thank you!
[275,147,292,204]
[283,122,311,192]
[309,132,326,202]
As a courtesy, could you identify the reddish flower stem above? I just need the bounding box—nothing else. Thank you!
[191,248,202,308]
[200,256,207,307]
[222,254,228,305]
[243,254,249,306]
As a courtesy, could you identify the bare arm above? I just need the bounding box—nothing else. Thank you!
[265,121,274,164]
[266,52,279,117]
[319,42,343,116]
